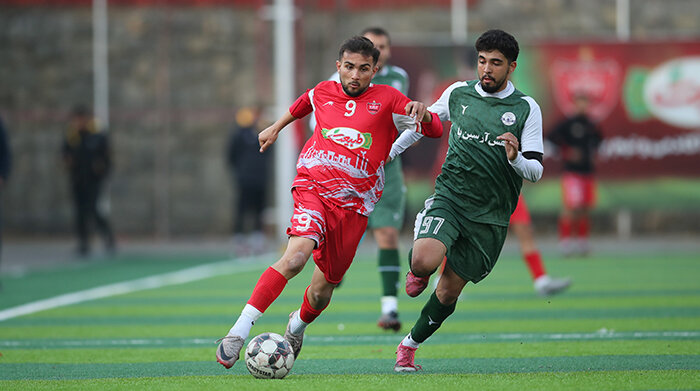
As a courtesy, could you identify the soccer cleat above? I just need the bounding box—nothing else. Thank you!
[377,311,401,332]
[215,335,245,369]
[535,276,572,297]
[284,310,304,358]
[394,343,422,372]
[405,271,430,297]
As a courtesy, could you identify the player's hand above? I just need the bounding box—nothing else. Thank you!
[497,132,519,161]
[405,101,427,123]
[258,126,279,153]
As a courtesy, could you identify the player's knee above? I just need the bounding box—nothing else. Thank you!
[410,242,444,276]
[307,283,333,308]
[374,227,399,248]
[410,252,439,277]
[278,250,309,276]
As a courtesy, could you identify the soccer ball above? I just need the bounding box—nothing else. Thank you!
[244,332,295,379]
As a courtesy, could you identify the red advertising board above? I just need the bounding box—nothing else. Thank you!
[393,40,700,179]
[534,40,700,179]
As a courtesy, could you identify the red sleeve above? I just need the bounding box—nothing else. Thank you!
[390,89,442,138]
[289,90,314,119]
[392,90,412,115]
[421,111,443,138]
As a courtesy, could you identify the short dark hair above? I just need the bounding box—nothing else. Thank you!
[338,36,380,65]
[361,26,390,42]
[475,29,519,63]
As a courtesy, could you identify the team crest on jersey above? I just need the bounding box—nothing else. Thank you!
[501,112,516,126]
[367,101,381,114]
[321,127,373,150]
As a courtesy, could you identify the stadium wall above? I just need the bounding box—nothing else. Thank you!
[0,0,698,237]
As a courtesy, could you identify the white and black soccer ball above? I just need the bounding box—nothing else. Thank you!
[244,332,295,379]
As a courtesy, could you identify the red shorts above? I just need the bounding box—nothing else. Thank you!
[509,194,531,225]
[562,173,596,209]
[286,187,368,284]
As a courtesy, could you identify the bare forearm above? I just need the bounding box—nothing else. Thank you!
[259,111,297,153]
[274,111,297,131]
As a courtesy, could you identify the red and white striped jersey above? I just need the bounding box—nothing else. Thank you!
[289,80,427,216]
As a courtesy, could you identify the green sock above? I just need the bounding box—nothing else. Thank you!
[410,291,456,343]
[378,249,400,296]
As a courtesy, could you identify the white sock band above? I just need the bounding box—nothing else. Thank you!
[288,309,309,336]
[401,334,420,349]
[228,304,263,339]
[381,296,398,315]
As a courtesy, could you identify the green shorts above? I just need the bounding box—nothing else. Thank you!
[413,194,508,284]
[368,157,406,230]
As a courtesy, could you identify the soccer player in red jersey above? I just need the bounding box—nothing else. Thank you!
[547,93,602,256]
[215,36,443,369]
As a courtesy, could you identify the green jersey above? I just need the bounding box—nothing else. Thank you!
[371,64,409,95]
[429,80,543,226]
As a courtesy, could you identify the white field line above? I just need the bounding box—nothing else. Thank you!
[0,255,271,322]
[0,331,698,348]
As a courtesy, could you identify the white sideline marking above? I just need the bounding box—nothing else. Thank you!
[0,255,271,322]
[0,331,697,348]
[308,331,700,343]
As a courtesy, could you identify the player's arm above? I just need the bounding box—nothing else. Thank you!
[391,81,463,159]
[498,97,544,182]
[259,90,314,153]
[429,81,467,122]
[258,111,296,153]
[389,109,443,160]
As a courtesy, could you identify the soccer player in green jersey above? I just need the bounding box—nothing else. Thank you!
[390,29,545,371]
[311,27,411,332]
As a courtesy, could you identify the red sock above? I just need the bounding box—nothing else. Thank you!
[559,217,572,240]
[299,285,330,323]
[524,251,546,280]
[247,267,288,313]
[576,217,590,239]
[439,256,447,274]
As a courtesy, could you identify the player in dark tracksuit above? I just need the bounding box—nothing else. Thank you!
[62,106,115,256]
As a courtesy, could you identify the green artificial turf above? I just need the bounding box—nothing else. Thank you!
[0,245,698,390]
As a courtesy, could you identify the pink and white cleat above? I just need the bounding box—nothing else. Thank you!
[394,343,422,372]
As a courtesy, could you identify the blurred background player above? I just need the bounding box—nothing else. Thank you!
[547,93,603,256]
[62,105,115,257]
[215,36,442,370]
[509,194,571,296]
[361,27,411,332]
[310,27,411,332]
[226,105,270,256]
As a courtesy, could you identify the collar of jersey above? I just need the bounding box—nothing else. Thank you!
[474,80,515,99]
